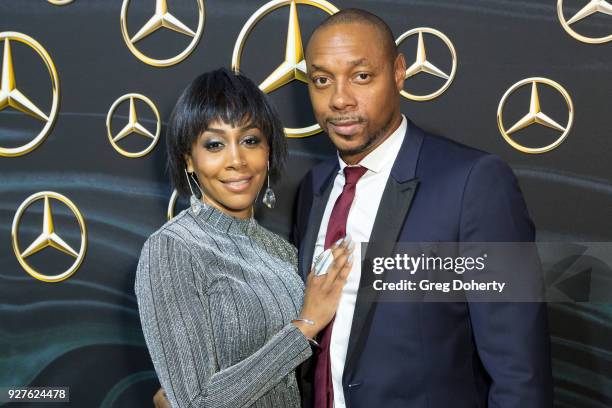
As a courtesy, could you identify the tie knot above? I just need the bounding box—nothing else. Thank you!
[343,165,367,185]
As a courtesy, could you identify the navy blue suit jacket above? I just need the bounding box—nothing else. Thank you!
[292,121,553,408]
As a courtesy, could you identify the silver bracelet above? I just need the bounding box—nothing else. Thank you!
[291,318,315,326]
[291,319,320,347]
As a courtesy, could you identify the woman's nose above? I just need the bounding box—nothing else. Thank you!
[227,144,246,168]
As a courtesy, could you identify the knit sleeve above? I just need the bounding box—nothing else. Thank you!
[135,232,312,408]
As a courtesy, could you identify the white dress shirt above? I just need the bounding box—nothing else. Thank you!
[312,116,407,408]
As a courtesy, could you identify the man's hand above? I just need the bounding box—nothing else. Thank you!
[153,387,170,408]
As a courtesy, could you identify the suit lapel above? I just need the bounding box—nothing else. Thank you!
[299,161,338,280]
[343,121,425,377]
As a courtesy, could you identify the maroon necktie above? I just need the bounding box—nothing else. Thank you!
[314,165,368,408]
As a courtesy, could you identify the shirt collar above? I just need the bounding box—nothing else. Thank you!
[337,115,407,174]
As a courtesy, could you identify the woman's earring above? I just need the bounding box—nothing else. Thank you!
[189,172,205,198]
[262,161,276,209]
[184,168,196,197]
[184,168,205,213]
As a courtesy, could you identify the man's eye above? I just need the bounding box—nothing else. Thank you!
[356,73,370,81]
[314,77,329,86]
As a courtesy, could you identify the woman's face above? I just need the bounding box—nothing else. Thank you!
[185,120,269,219]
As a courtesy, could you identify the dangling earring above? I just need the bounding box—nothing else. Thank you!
[190,172,205,197]
[262,161,276,209]
[184,168,205,213]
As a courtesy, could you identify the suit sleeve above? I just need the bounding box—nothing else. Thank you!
[459,155,553,408]
[135,232,312,408]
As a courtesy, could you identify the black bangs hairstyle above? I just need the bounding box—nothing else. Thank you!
[166,68,287,197]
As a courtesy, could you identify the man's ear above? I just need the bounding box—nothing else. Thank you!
[394,53,407,91]
[184,154,194,173]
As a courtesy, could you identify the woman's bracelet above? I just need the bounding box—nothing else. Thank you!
[291,318,315,326]
[291,318,320,348]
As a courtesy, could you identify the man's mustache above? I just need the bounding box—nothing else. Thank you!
[326,117,366,125]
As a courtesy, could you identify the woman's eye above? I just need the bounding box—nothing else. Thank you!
[243,136,261,146]
[204,141,223,151]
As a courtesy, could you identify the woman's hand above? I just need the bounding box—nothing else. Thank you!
[293,238,354,339]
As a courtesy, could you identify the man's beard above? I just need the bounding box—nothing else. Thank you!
[336,113,395,157]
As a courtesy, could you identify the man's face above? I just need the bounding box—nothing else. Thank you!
[306,22,406,162]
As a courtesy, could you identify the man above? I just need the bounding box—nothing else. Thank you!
[292,8,552,408]
[153,8,552,408]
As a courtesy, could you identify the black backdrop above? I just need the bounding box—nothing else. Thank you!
[1,1,611,407]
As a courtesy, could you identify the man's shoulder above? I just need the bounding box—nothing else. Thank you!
[298,155,337,191]
[415,126,511,181]
[418,127,489,164]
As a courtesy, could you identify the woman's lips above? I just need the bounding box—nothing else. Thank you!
[328,121,363,136]
[221,177,252,193]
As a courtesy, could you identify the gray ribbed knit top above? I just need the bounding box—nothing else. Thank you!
[135,195,312,408]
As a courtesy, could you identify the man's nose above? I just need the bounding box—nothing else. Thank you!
[330,82,357,112]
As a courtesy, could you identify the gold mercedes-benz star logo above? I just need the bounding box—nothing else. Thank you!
[48,0,74,5]
[106,93,161,158]
[558,0,612,43]
[395,27,457,102]
[497,77,574,154]
[12,191,87,282]
[232,0,339,138]
[0,32,59,157]
[120,0,205,67]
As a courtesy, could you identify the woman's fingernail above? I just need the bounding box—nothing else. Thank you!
[334,237,344,247]
[348,253,354,263]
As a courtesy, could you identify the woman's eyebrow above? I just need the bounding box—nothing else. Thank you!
[204,127,226,134]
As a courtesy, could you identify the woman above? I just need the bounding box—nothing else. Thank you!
[135,68,352,408]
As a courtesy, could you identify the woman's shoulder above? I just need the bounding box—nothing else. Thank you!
[135,211,203,296]
[141,209,196,254]
[136,210,203,287]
